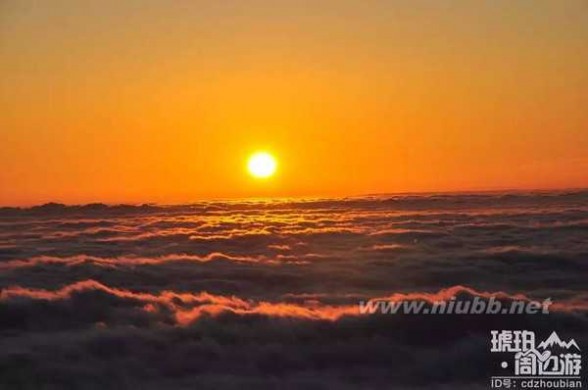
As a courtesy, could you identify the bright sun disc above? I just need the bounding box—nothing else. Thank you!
[247,152,277,178]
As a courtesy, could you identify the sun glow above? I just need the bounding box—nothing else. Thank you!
[247,152,277,179]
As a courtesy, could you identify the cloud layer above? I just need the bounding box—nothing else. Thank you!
[1,191,587,388]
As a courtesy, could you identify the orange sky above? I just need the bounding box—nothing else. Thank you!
[1,1,587,205]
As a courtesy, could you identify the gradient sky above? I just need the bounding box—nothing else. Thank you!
[1,0,587,205]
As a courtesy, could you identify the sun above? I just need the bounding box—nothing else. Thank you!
[247,151,277,179]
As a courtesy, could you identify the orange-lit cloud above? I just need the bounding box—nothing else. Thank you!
[3,280,586,330]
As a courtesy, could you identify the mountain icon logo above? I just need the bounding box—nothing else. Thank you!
[537,331,581,351]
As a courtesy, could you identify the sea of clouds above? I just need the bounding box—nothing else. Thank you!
[1,191,587,388]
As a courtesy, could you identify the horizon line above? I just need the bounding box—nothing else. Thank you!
[2,186,587,209]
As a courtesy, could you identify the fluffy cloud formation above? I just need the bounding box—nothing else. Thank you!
[0,191,587,388]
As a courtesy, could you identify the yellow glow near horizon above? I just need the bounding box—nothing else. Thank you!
[247,152,277,179]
